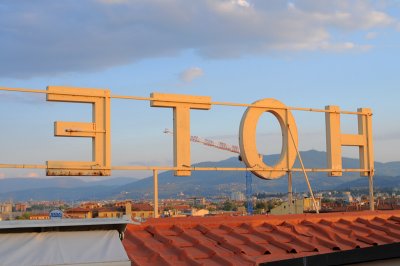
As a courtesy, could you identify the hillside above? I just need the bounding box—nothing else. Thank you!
[0,177,136,201]
[112,150,400,199]
[0,150,399,201]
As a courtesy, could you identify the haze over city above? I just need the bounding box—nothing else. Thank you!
[1,0,399,180]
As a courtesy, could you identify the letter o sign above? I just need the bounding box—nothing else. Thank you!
[239,98,298,179]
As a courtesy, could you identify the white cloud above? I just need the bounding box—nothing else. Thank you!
[0,0,397,78]
[179,67,204,83]
[0,173,5,179]
[235,0,250,8]
[287,2,296,11]
[365,31,378,39]
[319,42,373,52]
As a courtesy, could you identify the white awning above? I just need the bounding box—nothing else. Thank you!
[0,230,130,266]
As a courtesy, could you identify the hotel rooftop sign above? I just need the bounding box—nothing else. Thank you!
[0,86,374,179]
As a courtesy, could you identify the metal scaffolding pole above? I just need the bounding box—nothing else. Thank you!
[288,126,319,214]
[369,173,375,211]
[288,172,293,214]
[153,169,159,218]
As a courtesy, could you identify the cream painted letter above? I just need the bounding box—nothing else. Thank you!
[46,86,111,176]
[325,106,374,176]
[239,98,298,179]
[150,93,211,176]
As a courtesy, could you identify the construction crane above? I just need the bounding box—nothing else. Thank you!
[163,129,254,215]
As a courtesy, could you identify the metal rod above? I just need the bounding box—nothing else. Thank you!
[0,87,47,94]
[111,95,153,101]
[288,171,293,214]
[153,169,159,218]
[0,164,47,169]
[0,87,367,115]
[65,129,106,133]
[211,101,364,115]
[288,126,319,214]
[285,108,292,214]
[0,163,372,173]
[369,173,375,211]
[111,166,371,172]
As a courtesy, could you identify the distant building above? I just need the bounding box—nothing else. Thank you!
[192,209,209,216]
[97,207,124,218]
[80,202,103,209]
[182,208,210,217]
[270,198,321,215]
[124,201,132,218]
[65,207,93,219]
[343,191,354,203]
[115,200,132,208]
[14,203,27,212]
[30,213,50,220]
[230,191,245,201]
[131,203,154,218]
[189,197,206,206]
[236,206,246,214]
[162,204,190,217]
[0,202,12,213]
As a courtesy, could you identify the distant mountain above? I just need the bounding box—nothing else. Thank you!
[0,177,86,194]
[110,150,400,199]
[374,162,400,177]
[0,177,137,201]
[0,186,114,202]
[0,150,399,201]
[0,177,137,194]
[336,175,400,190]
[89,177,138,187]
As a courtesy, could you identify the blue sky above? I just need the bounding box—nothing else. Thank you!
[0,0,399,179]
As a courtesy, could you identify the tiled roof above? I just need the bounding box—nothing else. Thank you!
[29,213,49,217]
[131,203,153,212]
[97,207,123,212]
[66,207,91,213]
[122,210,400,266]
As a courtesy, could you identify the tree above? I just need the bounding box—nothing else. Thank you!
[255,201,268,211]
[222,200,236,211]
[16,212,31,220]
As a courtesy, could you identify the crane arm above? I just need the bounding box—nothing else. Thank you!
[164,128,240,154]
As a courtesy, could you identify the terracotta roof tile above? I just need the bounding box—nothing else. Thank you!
[66,207,91,213]
[97,207,123,212]
[131,203,153,211]
[123,210,400,265]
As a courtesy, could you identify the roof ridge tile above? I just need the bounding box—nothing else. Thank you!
[123,211,400,266]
